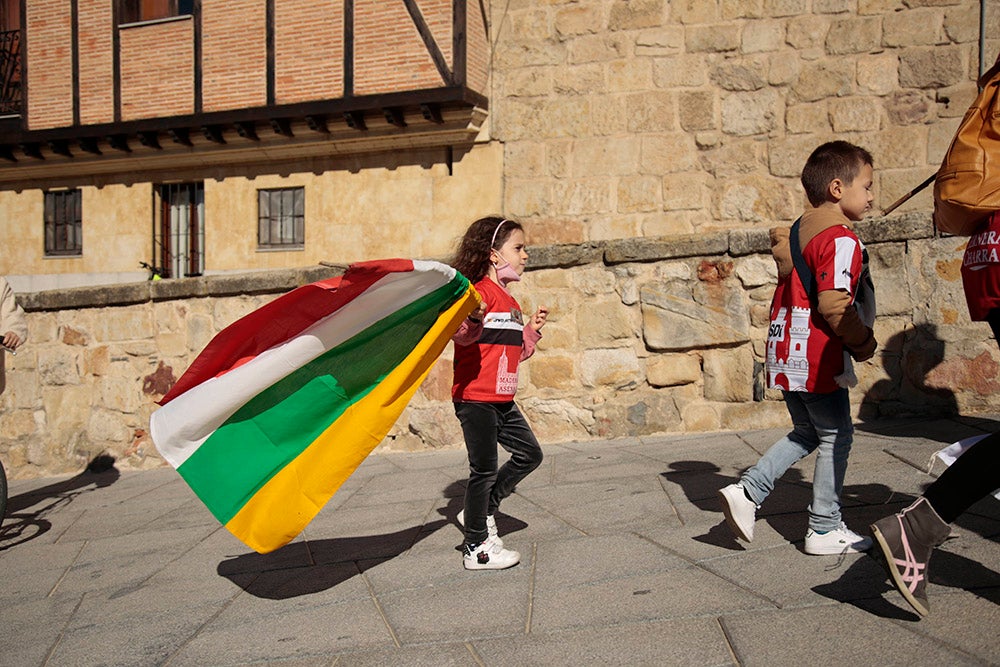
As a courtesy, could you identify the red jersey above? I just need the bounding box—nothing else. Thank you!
[766,225,867,393]
[452,278,539,402]
[961,211,1000,321]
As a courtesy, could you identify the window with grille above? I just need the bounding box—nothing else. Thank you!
[119,0,194,25]
[44,189,82,256]
[258,188,305,249]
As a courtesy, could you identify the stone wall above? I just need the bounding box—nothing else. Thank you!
[2,212,995,479]
[490,0,997,247]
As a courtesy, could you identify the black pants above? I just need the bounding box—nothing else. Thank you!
[923,309,1000,523]
[455,401,543,545]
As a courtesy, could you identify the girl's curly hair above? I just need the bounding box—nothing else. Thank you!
[450,216,523,283]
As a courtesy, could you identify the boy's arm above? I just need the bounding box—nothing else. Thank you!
[817,290,876,361]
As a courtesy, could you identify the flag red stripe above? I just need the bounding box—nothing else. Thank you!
[159,259,415,405]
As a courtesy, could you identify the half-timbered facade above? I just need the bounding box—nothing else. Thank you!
[0,0,496,290]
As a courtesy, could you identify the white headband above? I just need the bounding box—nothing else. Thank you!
[490,219,512,249]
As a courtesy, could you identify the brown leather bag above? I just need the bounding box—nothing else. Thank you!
[934,54,1000,235]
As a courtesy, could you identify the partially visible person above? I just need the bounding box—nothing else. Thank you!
[0,276,27,395]
[869,209,1000,617]
[718,141,877,555]
[450,216,548,570]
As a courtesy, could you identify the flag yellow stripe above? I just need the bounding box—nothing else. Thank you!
[225,286,478,553]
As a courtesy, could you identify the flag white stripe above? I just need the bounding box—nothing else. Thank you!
[150,262,456,469]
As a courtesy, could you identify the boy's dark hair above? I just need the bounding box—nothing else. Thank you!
[800,141,874,207]
[451,216,523,283]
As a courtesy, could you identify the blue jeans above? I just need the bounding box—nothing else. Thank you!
[455,401,543,545]
[740,388,853,533]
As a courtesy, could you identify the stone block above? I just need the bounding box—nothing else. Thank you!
[628,91,678,133]
[790,59,854,102]
[829,96,882,132]
[898,46,965,88]
[785,15,830,49]
[554,64,605,96]
[553,178,614,215]
[529,355,577,390]
[617,176,662,214]
[608,58,654,93]
[735,255,777,288]
[652,54,709,87]
[703,346,755,402]
[504,141,546,178]
[635,27,685,55]
[685,24,741,53]
[885,90,933,125]
[567,34,626,65]
[883,8,944,47]
[555,5,603,38]
[606,233,729,263]
[721,89,781,136]
[764,0,808,17]
[712,61,768,91]
[646,353,701,387]
[825,17,881,55]
[729,228,772,256]
[640,282,751,351]
[662,172,711,210]
[786,101,830,134]
[639,133,698,174]
[678,89,717,131]
[768,51,801,85]
[505,67,554,98]
[571,136,641,177]
[576,299,637,344]
[742,20,785,53]
[722,0,766,20]
[670,0,719,24]
[868,125,928,169]
[857,53,900,95]
[609,0,666,31]
[581,347,641,388]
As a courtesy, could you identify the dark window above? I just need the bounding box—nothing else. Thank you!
[119,0,194,25]
[44,189,83,256]
[258,188,305,248]
[155,182,204,278]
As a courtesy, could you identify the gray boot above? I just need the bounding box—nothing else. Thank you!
[870,497,951,616]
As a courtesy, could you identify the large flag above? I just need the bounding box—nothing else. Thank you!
[150,259,479,553]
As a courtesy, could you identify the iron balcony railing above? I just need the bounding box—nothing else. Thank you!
[0,29,21,116]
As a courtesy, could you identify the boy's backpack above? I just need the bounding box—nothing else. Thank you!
[933,54,1000,235]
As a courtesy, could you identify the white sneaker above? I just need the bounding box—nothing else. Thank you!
[456,510,502,545]
[463,536,520,570]
[718,482,757,542]
[804,522,873,555]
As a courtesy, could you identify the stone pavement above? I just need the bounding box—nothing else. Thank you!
[1,415,998,667]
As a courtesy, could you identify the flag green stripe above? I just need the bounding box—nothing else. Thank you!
[176,274,469,523]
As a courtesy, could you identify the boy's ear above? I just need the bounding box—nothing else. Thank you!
[828,178,844,202]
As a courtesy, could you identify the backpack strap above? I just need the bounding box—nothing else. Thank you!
[788,217,816,303]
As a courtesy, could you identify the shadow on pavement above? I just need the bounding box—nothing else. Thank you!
[217,480,528,600]
[812,545,1000,620]
[664,461,900,551]
[0,454,119,551]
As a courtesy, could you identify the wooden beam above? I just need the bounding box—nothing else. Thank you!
[138,131,162,149]
[305,114,329,134]
[48,140,72,158]
[270,118,293,137]
[78,138,102,155]
[235,121,259,141]
[383,107,406,127]
[202,125,225,144]
[343,111,366,131]
[168,128,193,146]
[107,134,131,152]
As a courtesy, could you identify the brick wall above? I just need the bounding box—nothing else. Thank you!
[119,19,194,121]
[77,2,114,125]
[25,0,73,130]
[466,0,489,92]
[202,0,266,111]
[273,0,345,104]
[353,0,451,95]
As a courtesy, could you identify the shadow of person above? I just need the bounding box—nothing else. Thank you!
[218,480,522,600]
[664,461,897,552]
[433,478,529,548]
[0,454,119,550]
[812,541,1000,620]
[858,323,969,439]
[216,520,449,599]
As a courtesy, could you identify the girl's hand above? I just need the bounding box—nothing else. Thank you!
[529,306,548,331]
[469,302,487,322]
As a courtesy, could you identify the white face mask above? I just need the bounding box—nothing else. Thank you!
[493,260,521,285]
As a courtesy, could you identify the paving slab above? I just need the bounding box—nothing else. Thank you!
[0,415,998,666]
